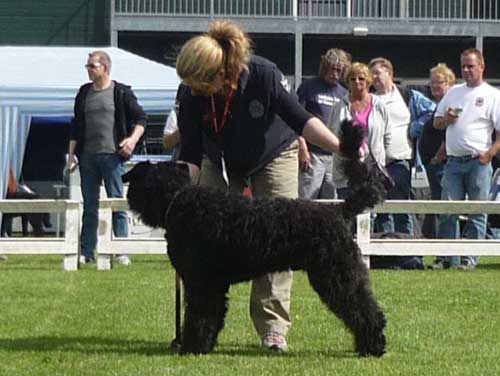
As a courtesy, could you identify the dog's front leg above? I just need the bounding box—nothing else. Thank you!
[180,282,230,355]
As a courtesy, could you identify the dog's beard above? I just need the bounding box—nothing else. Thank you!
[126,185,167,229]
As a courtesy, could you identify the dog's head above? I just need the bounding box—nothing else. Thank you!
[339,119,394,193]
[122,161,191,228]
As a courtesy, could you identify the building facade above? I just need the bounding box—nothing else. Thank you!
[1,1,498,85]
[0,0,110,46]
[111,0,500,86]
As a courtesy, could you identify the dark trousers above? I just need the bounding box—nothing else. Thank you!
[421,162,444,239]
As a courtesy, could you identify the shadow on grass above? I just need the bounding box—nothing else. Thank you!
[476,263,500,270]
[0,336,175,356]
[214,343,354,358]
[0,336,356,358]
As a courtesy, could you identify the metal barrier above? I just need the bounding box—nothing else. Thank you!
[0,200,80,271]
[114,0,500,21]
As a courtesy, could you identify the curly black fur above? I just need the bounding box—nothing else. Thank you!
[123,124,388,357]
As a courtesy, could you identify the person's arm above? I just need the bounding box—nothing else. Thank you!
[67,87,84,171]
[164,129,180,150]
[431,142,447,165]
[434,108,460,130]
[477,130,500,165]
[302,117,340,154]
[298,136,311,171]
[66,140,78,171]
[118,86,147,158]
[118,125,145,158]
[163,110,180,150]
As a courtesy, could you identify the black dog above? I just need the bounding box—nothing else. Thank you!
[123,121,390,357]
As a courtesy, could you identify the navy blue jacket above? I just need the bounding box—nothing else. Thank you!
[70,81,147,157]
[178,55,312,176]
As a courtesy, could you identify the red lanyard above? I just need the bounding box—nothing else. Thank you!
[210,88,235,134]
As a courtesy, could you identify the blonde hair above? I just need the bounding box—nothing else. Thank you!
[344,62,374,87]
[430,63,456,85]
[176,20,252,94]
[89,50,112,72]
[368,57,394,77]
[318,48,352,78]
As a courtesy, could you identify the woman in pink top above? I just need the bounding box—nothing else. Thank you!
[328,62,391,198]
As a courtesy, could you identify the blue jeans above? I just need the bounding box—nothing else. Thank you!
[438,156,492,266]
[375,160,414,235]
[79,153,129,258]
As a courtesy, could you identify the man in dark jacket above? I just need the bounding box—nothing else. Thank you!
[66,50,146,265]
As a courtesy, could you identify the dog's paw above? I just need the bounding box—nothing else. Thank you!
[355,329,386,357]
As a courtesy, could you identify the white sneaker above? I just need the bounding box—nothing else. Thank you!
[115,255,132,266]
[79,255,95,265]
[262,331,288,352]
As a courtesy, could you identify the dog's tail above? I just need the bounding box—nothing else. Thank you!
[338,119,393,219]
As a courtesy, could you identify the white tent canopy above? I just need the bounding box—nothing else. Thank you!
[0,46,180,200]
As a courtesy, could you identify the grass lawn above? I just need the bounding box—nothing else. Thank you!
[1,255,500,375]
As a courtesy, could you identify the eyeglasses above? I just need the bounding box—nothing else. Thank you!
[349,76,366,82]
[85,62,102,70]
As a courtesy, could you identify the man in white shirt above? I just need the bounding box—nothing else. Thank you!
[434,48,500,270]
[369,57,414,235]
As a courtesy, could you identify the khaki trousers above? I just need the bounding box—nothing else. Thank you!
[198,141,298,338]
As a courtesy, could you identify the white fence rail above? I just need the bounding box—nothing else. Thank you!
[3,198,500,270]
[115,0,500,20]
[96,199,166,270]
[0,200,80,271]
[353,200,500,267]
[96,198,500,270]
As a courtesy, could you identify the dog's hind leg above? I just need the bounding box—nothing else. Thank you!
[180,282,230,355]
[306,253,386,357]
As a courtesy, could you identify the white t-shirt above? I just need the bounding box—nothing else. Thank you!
[376,85,412,161]
[163,110,178,135]
[436,82,500,156]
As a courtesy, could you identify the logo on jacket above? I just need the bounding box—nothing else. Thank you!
[475,97,484,107]
[248,100,265,119]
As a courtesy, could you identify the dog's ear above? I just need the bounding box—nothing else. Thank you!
[122,162,152,183]
[368,160,395,191]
